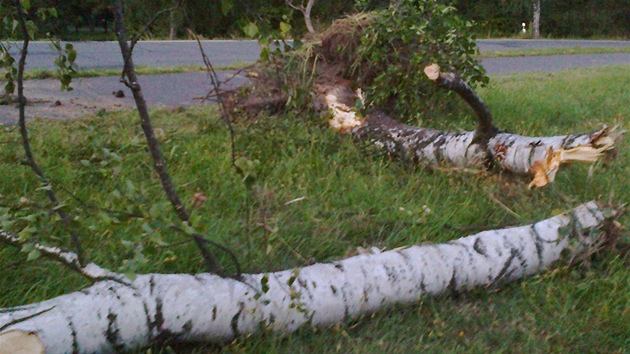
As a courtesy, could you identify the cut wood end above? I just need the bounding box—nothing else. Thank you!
[0,330,45,354]
[424,64,441,81]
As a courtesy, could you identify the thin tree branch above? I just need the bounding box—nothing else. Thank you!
[189,29,238,168]
[112,0,223,274]
[0,229,128,285]
[286,0,316,33]
[13,0,85,266]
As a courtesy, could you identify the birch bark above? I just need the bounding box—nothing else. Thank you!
[0,202,615,353]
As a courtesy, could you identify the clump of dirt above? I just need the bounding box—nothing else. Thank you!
[222,13,377,119]
[316,13,375,81]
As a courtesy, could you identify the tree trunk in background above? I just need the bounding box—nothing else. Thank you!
[532,0,541,39]
[169,9,177,40]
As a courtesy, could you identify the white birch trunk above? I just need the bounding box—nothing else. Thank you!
[532,0,541,39]
[0,202,614,353]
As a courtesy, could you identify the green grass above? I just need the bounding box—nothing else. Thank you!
[18,61,254,80]
[0,66,629,353]
[479,46,630,58]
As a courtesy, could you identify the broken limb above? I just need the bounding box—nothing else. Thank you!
[0,202,618,353]
[424,64,497,141]
[423,64,621,187]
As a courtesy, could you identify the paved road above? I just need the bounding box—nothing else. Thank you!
[2,39,630,124]
[8,39,630,70]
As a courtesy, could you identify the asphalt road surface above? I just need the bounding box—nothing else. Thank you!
[7,39,630,70]
[2,39,629,124]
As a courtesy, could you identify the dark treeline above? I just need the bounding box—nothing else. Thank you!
[20,0,630,39]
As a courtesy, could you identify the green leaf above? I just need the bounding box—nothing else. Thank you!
[20,242,34,253]
[20,0,31,11]
[4,80,15,95]
[279,21,291,35]
[141,222,154,235]
[221,0,234,15]
[65,44,76,64]
[26,249,41,261]
[243,22,259,38]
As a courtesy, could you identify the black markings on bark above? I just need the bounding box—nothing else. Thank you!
[105,312,125,353]
[492,248,518,287]
[149,275,156,295]
[473,237,487,256]
[269,313,276,325]
[447,268,459,295]
[339,284,351,320]
[383,263,397,282]
[527,145,538,167]
[433,136,446,164]
[143,301,154,337]
[360,266,371,303]
[562,134,578,148]
[298,277,308,289]
[231,302,245,338]
[182,319,193,334]
[154,297,165,334]
[0,306,55,332]
[66,316,79,354]
[0,304,35,314]
[397,249,411,262]
[212,306,218,321]
[330,285,338,294]
[334,263,344,271]
[530,223,545,266]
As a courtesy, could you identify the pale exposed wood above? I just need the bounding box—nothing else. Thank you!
[0,330,44,354]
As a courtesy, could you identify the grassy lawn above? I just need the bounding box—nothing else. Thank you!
[20,61,254,80]
[478,46,630,58]
[0,66,628,352]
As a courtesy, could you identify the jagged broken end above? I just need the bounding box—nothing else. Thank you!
[325,87,365,133]
[0,330,44,354]
[424,64,441,82]
[528,126,624,189]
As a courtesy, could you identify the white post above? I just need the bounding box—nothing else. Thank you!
[522,22,527,33]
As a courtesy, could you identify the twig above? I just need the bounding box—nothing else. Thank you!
[486,190,521,219]
[188,29,238,169]
[113,0,224,274]
[0,229,129,285]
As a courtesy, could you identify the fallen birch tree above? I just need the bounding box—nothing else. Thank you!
[323,64,621,188]
[0,201,620,353]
